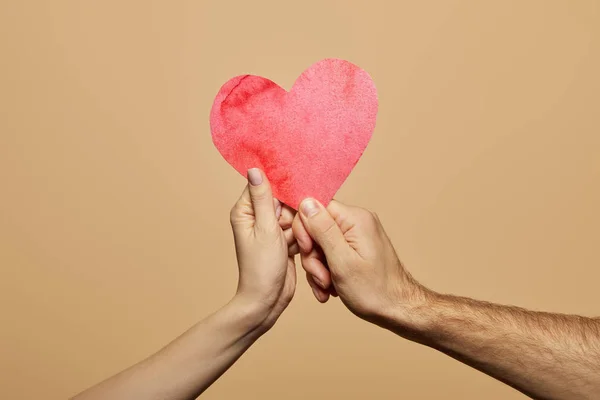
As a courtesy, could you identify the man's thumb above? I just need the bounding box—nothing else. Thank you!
[298,198,349,261]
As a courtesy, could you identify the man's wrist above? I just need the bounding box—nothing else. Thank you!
[379,282,440,341]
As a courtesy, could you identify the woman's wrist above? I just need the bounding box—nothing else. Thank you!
[225,294,275,337]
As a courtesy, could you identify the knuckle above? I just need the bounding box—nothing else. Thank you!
[356,208,376,225]
[320,219,339,245]
[229,205,239,223]
[250,187,270,202]
[329,266,348,286]
[321,219,338,236]
[302,261,318,275]
[254,221,281,241]
[230,201,252,225]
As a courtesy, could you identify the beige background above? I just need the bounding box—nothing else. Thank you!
[1,1,599,399]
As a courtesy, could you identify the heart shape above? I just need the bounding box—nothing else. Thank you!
[210,58,378,210]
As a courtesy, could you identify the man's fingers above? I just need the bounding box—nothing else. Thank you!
[288,242,299,257]
[306,272,330,303]
[247,168,277,229]
[292,213,313,253]
[300,250,332,290]
[325,199,359,235]
[298,198,349,262]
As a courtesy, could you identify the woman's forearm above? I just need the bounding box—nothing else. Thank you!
[71,297,269,400]
[72,170,298,400]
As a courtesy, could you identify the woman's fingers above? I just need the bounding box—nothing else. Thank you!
[278,204,295,230]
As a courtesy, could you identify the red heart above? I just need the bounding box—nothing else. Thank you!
[210,58,378,210]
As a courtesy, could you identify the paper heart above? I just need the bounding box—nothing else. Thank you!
[210,58,378,210]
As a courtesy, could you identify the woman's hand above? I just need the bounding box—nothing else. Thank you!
[71,168,299,400]
[230,168,298,333]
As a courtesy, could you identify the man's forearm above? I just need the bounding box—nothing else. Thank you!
[386,290,600,399]
[71,297,269,400]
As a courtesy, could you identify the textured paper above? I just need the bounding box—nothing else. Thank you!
[210,58,378,210]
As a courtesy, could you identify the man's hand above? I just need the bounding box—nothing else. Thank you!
[230,168,297,333]
[291,198,427,326]
[293,197,600,400]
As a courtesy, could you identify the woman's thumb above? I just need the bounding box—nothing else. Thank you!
[247,168,277,229]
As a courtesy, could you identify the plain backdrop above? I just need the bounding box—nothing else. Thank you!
[1,1,599,399]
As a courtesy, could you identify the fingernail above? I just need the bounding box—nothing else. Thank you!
[301,199,319,218]
[313,275,325,289]
[275,204,282,219]
[310,286,320,300]
[248,168,262,186]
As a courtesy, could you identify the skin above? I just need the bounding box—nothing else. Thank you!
[71,167,599,400]
[292,197,600,400]
[71,169,298,400]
